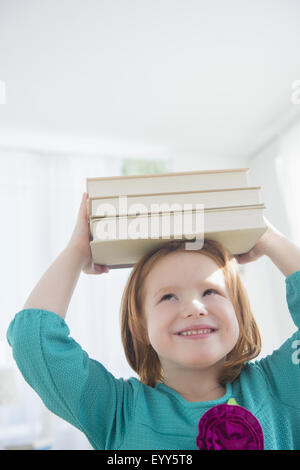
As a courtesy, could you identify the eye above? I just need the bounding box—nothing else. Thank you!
[160,293,177,302]
[203,288,218,296]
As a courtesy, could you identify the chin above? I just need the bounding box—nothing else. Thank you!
[181,356,221,369]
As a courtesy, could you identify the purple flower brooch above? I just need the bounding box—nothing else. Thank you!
[196,398,264,450]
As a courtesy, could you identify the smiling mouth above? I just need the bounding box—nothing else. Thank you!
[177,328,216,338]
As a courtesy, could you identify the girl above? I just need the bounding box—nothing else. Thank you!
[7,192,300,450]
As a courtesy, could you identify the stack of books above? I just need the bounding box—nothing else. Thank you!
[86,168,267,269]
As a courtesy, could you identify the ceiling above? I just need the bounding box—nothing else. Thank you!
[1,0,300,161]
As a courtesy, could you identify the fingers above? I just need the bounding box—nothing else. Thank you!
[235,251,257,264]
[94,264,109,274]
[235,254,249,264]
[83,264,110,275]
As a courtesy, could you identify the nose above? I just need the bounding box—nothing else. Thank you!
[183,298,208,318]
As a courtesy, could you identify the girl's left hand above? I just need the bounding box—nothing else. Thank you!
[235,216,280,265]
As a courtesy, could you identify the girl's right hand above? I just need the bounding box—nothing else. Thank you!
[68,192,109,275]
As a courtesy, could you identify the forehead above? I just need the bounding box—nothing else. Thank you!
[145,250,226,295]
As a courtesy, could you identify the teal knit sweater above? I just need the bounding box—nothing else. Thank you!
[6,271,300,450]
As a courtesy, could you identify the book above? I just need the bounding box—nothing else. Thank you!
[86,167,267,269]
[89,204,267,269]
[86,168,250,198]
[88,186,262,218]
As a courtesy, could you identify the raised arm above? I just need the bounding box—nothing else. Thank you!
[7,194,131,450]
[23,192,109,319]
[237,217,300,415]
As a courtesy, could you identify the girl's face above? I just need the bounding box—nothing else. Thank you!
[143,250,240,375]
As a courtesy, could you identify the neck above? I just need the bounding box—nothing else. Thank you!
[161,365,226,402]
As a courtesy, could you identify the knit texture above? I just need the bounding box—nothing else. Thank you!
[6,271,300,450]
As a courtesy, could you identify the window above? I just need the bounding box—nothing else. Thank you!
[121,158,172,176]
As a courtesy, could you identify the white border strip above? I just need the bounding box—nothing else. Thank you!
[0,80,6,104]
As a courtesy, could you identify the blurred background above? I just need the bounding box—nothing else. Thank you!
[1,0,300,449]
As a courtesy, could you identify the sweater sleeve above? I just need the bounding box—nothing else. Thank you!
[254,270,300,408]
[6,309,135,450]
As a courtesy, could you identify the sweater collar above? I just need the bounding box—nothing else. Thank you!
[155,381,232,408]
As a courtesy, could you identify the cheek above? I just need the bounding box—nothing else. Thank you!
[213,298,239,339]
[146,310,174,347]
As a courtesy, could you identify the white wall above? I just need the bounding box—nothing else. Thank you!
[172,150,246,172]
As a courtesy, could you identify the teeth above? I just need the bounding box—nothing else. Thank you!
[180,329,213,336]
